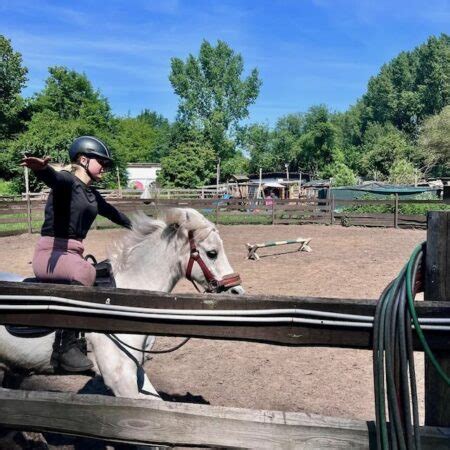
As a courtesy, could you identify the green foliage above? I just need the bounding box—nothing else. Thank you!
[157,141,216,188]
[112,116,161,163]
[0,179,14,195]
[31,66,112,126]
[388,159,420,185]
[220,152,249,180]
[136,109,172,159]
[418,105,450,174]
[6,66,127,192]
[362,34,450,134]
[0,35,28,140]
[239,124,276,173]
[360,123,415,178]
[321,162,357,187]
[169,40,261,159]
[8,110,89,193]
[271,114,305,171]
[0,32,448,193]
[342,192,449,215]
[295,105,341,175]
[243,106,356,177]
[0,141,16,180]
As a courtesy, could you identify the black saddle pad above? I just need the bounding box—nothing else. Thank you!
[6,325,54,338]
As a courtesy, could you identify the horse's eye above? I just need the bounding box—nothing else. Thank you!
[206,250,218,260]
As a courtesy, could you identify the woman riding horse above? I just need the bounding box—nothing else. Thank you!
[21,136,132,373]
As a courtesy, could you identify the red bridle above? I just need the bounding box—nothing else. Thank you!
[185,230,242,293]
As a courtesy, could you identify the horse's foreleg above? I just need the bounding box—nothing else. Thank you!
[88,333,161,400]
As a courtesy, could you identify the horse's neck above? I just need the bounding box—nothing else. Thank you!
[113,231,184,292]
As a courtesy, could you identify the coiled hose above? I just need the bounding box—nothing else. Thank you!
[373,242,450,450]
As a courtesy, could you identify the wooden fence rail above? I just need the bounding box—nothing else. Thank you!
[1,281,450,350]
[1,389,449,449]
[0,281,450,447]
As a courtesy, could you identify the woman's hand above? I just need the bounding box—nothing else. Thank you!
[21,156,51,171]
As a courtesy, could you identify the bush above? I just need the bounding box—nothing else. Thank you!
[341,192,450,215]
[0,179,14,195]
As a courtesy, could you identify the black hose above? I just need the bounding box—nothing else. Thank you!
[373,243,429,450]
[398,282,414,450]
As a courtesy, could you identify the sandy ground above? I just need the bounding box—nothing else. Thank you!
[0,224,427,444]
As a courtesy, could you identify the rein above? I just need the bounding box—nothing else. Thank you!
[185,230,242,293]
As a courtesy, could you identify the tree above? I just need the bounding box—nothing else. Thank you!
[0,35,28,140]
[388,159,420,185]
[272,114,305,171]
[239,124,276,174]
[361,34,450,135]
[112,117,161,163]
[31,66,112,128]
[169,40,261,159]
[418,105,450,173]
[321,162,357,187]
[220,152,249,180]
[5,66,125,192]
[295,105,341,175]
[360,123,415,178]
[8,110,124,192]
[157,141,216,188]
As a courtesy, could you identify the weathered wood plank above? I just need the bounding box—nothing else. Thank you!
[0,217,28,224]
[425,211,450,427]
[0,281,449,350]
[0,389,448,449]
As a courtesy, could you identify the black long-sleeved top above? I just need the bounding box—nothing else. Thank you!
[36,167,132,240]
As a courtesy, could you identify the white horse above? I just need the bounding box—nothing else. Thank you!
[0,208,244,399]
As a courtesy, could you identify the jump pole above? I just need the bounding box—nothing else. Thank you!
[246,237,312,260]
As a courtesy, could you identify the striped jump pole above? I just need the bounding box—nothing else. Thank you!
[246,237,312,260]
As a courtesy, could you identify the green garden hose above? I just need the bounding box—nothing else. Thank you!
[373,242,450,450]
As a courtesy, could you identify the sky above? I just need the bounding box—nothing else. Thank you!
[1,0,448,126]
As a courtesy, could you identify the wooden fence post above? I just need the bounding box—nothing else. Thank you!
[116,167,122,198]
[424,211,450,427]
[272,200,275,225]
[330,192,335,225]
[394,194,399,228]
[215,200,219,225]
[24,167,32,234]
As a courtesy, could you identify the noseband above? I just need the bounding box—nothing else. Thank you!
[185,230,242,293]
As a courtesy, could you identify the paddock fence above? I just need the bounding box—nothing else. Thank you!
[0,283,449,448]
[0,212,449,448]
[0,194,447,236]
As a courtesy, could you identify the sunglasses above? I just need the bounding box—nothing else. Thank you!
[94,158,112,170]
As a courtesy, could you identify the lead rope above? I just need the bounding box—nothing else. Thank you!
[109,333,190,355]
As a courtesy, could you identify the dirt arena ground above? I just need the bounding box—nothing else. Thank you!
[0,224,427,427]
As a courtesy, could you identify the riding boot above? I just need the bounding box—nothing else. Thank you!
[52,330,93,372]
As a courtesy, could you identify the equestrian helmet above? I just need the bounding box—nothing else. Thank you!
[69,136,113,164]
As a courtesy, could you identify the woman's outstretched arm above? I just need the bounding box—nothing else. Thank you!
[21,156,68,188]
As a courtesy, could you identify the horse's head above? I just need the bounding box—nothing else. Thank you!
[163,208,245,295]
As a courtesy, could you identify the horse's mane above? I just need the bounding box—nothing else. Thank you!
[109,208,214,273]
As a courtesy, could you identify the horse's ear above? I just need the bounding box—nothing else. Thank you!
[161,208,187,228]
[161,208,207,231]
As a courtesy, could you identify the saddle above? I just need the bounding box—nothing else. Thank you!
[6,258,115,338]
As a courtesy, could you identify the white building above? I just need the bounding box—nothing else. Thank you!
[126,163,161,190]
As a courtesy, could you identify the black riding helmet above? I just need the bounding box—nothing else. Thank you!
[69,136,113,166]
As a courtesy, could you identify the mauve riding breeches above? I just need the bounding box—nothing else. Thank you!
[32,236,96,286]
